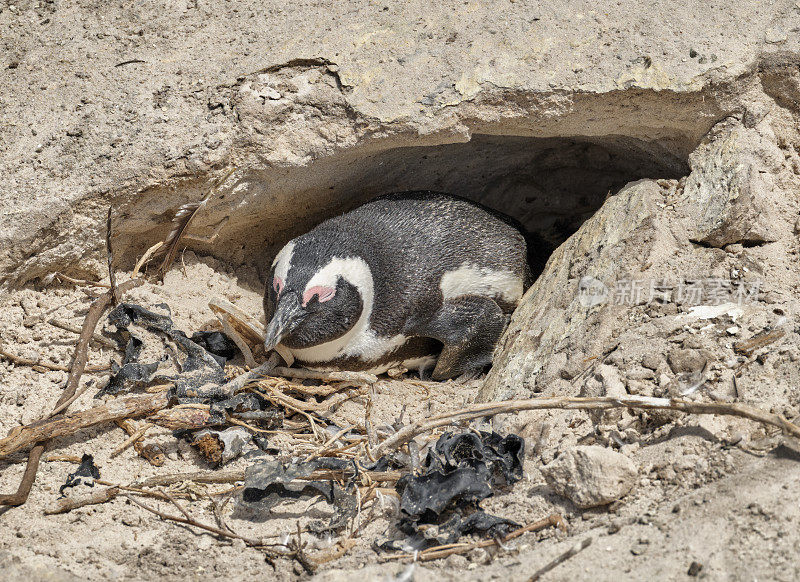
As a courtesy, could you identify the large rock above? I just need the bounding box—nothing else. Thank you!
[479,112,800,401]
[542,446,638,508]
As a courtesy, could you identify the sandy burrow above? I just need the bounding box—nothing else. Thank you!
[0,254,798,581]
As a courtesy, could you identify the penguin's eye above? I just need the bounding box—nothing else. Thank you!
[273,276,284,296]
[302,285,336,306]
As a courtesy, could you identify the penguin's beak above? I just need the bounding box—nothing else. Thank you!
[264,293,307,352]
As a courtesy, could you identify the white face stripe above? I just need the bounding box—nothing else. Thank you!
[289,256,409,363]
[304,257,372,298]
[439,264,523,305]
[272,241,295,283]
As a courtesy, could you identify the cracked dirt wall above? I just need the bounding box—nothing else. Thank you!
[3,0,799,286]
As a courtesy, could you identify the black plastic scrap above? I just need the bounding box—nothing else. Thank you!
[381,430,524,552]
[235,457,358,532]
[59,454,100,496]
[190,331,238,366]
[102,303,228,395]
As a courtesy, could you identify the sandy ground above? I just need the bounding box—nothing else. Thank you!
[2,253,800,581]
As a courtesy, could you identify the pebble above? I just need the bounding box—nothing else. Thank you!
[541,445,638,508]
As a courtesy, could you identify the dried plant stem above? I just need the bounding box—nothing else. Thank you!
[134,467,404,490]
[135,470,246,488]
[270,367,378,384]
[44,486,121,515]
[111,421,153,458]
[0,278,143,506]
[47,318,117,348]
[0,391,170,459]
[132,241,164,278]
[371,395,800,458]
[219,313,257,368]
[116,419,164,466]
[0,346,110,374]
[305,425,354,462]
[51,272,112,288]
[123,494,264,545]
[106,206,119,305]
[528,537,593,582]
[385,514,564,562]
[49,381,95,417]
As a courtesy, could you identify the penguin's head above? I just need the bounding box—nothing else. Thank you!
[263,240,369,352]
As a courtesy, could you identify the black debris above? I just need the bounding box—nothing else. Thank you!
[397,430,524,520]
[59,454,100,496]
[235,457,358,531]
[382,430,524,552]
[688,561,703,577]
[190,331,239,364]
[101,303,225,396]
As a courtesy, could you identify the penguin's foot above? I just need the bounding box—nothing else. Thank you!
[419,295,506,381]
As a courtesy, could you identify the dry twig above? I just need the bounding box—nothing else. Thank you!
[115,419,165,466]
[106,206,119,305]
[0,346,110,374]
[0,391,170,459]
[270,367,378,384]
[44,486,120,515]
[111,421,153,458]
[371,395,800,458]
[132,241,164,278]
[46,272,112,288]
[0,278,143,506]
[385,514,564,562]
[47,318,118,348]
[528,537,593,581]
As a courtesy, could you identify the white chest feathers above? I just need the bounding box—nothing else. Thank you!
[439,263,524,305]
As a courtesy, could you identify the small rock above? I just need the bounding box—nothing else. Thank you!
[688,561,703,576]
[765,27,787,44]
[667,349,707,374]
[541,445,638,508]
[641,353,661,370]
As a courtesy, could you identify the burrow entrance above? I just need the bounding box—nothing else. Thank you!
[118,133,692,277]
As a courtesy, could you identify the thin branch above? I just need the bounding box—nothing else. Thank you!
[133,467,404,489]
[0,391,170,459]
[0,345,110,373]
[528,537,593,582]
[47,318,117,348]
[385,514,564,562]
[48,272,112,288]
[106,206,119,305]
[111,422,153,458]
[371,395,800,458]
[270,367,378,384]
[0,278,143,506]
[44,486,120,515]
[132,241,164,278]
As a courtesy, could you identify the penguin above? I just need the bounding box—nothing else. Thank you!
[263,191,531,380]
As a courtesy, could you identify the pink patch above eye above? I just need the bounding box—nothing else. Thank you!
[273,276,284,295]
[303,285,336,306]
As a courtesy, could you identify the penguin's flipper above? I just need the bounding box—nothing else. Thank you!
[419,295,506,381]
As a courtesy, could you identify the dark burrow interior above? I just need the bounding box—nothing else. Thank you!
[119,132,692,278]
